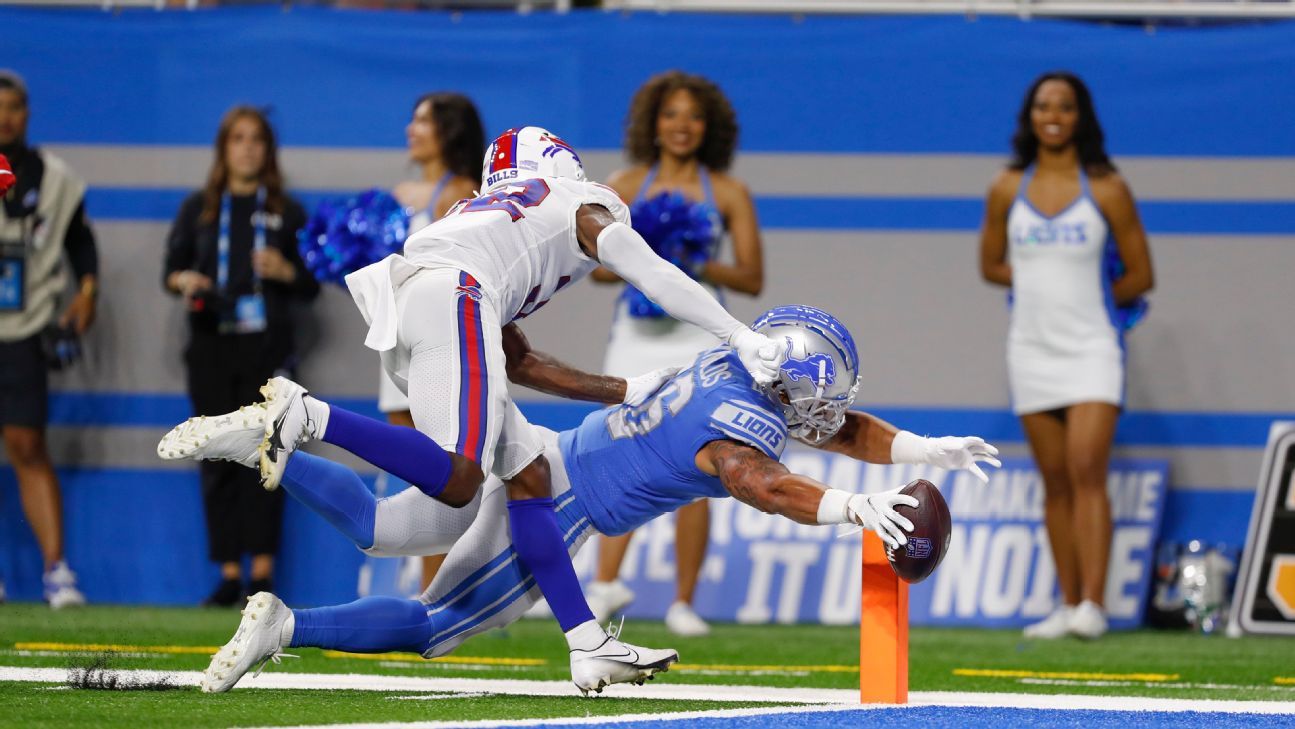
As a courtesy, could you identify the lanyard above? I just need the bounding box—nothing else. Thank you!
[217,186,266,294]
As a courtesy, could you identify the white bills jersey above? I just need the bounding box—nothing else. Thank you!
[403,177,630,323]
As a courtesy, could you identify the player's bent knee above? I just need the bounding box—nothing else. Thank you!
[427,456,483,507]
[504,456,551,501]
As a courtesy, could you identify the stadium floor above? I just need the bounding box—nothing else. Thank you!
[2,603,1293,727]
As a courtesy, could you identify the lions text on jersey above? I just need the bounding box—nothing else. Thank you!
[560,346,789,536]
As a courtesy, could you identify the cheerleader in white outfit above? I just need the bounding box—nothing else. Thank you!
[377,93,483,421]
[980,72,1153,641]
[589,72,764,636]
[379,93,483,590]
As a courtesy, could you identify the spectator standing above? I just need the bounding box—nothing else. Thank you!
[164,106,319,606]
[589,71,764,636]
[0,70,92,609]
[979,71,1153,639]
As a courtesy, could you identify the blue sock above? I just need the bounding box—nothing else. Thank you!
[506,497,595,632]
[290,597,431,654]
[281,452,376,550]
[321,403,452,499]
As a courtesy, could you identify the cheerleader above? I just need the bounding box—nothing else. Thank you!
[377,93,484,428]
[979,72,1153,640]
[589,71,764,636]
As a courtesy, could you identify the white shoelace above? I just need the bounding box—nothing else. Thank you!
[606,615,627,642]
[252,649,298,678]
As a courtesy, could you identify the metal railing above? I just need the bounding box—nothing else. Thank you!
[605,0,1295,18]
[5,0,1291,17]
[0,0,578,10]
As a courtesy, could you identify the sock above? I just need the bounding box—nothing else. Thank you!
[279,611,296,647]
[289,597,431,654]
[280,452,376,549]
[303,396,331,438]
[564,620,608,653]
[506,497,595,632]
[317,401,452,499]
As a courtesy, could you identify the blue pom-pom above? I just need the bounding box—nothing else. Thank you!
[297,189,411,285]
[623,191,721,319]
[1103,237,1149,331]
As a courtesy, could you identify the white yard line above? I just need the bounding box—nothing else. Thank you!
[5,665,1295,725]
[0,666,853,703]
[250,705,871,729]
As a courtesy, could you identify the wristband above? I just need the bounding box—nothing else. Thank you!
[816,488,853,525]
[890,430,928,465]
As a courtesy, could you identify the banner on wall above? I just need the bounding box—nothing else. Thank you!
[575,454,1169,629]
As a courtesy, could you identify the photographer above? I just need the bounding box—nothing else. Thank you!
[0,70,92,609]
[164,106,318,607]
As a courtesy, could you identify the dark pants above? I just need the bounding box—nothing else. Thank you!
[186,330,285,563]
[0,335,49,427]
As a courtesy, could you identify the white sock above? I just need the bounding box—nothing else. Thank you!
[304,396,330,439]
[564,620,607,652]
[279,611,296,648]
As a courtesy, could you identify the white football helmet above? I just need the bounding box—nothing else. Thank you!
[753,305,861,446]
[481,126,586,192]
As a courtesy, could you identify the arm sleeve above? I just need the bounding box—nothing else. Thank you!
[596,221,745,342]
[163,194,201,295]
[62,200,97,280]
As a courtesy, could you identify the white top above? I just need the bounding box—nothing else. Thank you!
[1007,166,1122,360]
[405,177,629,323]
[346,177,629,353]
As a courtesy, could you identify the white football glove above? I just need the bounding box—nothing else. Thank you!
[892,432,1002,484]
[846,488,918,551]
[622,366,680,406]
[922,436,1001,483]
[728,328,783,385]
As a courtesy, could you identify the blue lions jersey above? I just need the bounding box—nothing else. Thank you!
[560,347,789,536]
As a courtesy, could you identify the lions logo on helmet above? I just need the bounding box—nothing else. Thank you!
[752,305,860,445]
[482,126,586,192]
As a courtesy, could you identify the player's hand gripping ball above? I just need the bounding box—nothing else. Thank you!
[886,479,952,584]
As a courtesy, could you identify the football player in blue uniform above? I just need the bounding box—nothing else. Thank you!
[160,305,998,695]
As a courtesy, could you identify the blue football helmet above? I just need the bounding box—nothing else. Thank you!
[752,305,861,445]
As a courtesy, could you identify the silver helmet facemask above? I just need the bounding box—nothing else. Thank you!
[753,306,861,446]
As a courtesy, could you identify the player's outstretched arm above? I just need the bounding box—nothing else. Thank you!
[502,323,675,405]
[574,204,782,385]
[697,439,915,548]
[819,411,1002,483]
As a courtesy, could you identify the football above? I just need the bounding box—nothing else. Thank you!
[885,478,953,584]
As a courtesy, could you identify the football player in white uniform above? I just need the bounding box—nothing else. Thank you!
[161,306,999,695]
[190,127,784,693]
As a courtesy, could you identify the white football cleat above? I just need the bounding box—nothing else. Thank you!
[201,592,297,694]
[1069,600,1108,640]
[585,580,635,624]
[157,404,266,469]
[43,561,86,609]
[259,377,315,491]
[665,601,710,637]
[1023,604,1075,639]
[569,621,678,696]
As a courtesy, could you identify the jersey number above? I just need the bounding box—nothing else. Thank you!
[456,178,551,222]
[607,370,696,439]
[513,276,571,321]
